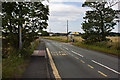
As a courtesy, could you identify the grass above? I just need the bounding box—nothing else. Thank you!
[42,36,68,42]
[2,56,27,78]
[72,41,120,56]
[41,36,120,56]
[2,38,40,78]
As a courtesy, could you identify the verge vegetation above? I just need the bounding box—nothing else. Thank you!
[2,38,40,78]
[2,1,49,78]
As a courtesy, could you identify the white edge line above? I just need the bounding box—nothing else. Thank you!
[71,51,84,57]
[92,60,120,75]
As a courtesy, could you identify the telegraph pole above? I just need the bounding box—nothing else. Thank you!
[67,20,68,42]
[19,3,22,48]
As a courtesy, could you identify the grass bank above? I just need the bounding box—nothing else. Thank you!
[41,36,120,56]
[2,38,40,78]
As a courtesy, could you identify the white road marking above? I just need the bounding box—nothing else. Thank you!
[71,51,83,57]
[92,60,120,74]
[65,48,68,50]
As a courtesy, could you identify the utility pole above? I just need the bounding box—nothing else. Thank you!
[67,20,68,42]
[19,3,22,48]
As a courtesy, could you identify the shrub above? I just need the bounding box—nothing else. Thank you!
[81,33,110,44]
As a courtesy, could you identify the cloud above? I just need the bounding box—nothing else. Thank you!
[112,25,119,32]
[49,3,89,21]
[47,21,84,33]
[47,1,119,33]
[50,0,85,3]
[50,3,86,13]
[42,0,49,5]
[111,3,118,10]
[47,2,88,33]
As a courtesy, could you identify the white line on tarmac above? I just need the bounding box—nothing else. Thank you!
[65,48,68,50]
[71,51,83,57]
[92,60,120,75]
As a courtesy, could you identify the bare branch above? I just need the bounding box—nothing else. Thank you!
[107,0,120,7]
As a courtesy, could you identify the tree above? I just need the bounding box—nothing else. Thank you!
[81,1,120,43]
[22,2,49,44]
[2,1,49,56]
[41,31,49,36]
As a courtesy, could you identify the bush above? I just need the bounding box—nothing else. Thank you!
[81,33,110,44]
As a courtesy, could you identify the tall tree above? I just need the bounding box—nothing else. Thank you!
[2,1,49,56]
[81,1,120,43]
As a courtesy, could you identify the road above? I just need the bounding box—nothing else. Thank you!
[42,39,119,79]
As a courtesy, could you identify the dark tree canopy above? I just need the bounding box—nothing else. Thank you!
[81,1,120,43]
[2,1,49,56]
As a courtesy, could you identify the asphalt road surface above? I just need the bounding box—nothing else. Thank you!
[42,39,119,78]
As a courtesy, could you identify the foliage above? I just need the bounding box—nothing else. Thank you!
[2,38,40,78]
[81,1,120,43]
[2,2,49,78]
[3,56,25,78]
[2,2,49,57]
[41,30,49,36]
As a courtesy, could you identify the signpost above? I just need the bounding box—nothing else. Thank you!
[19,3,22,48]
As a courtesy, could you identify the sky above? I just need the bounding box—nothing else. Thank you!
[44,0,119,33]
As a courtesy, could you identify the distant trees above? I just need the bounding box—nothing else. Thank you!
[109,32,120,36]
[81,1,120,43]
[41,31,49,36]
[2,1,49,56]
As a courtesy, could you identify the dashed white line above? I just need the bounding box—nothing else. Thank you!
[71,51,83,57]
[92,60,120,74]
[65,48,69,50]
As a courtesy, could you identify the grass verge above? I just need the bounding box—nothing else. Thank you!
[2,38,40,78]
[72,42,120,56]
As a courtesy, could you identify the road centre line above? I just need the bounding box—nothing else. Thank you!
[46,48,61,79]
[80,60,85,63]
[71,51,84,57]
[98,71,107,77]
[92,60,120,74]
[88,65,94,69]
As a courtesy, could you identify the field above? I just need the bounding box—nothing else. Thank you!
[42,36,120,43]
[107,37,120,43]
[41,36,120,56]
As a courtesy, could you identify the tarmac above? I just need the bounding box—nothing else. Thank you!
[22,40,50,79]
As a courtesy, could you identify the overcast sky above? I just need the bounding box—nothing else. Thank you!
[44,0,119,33]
